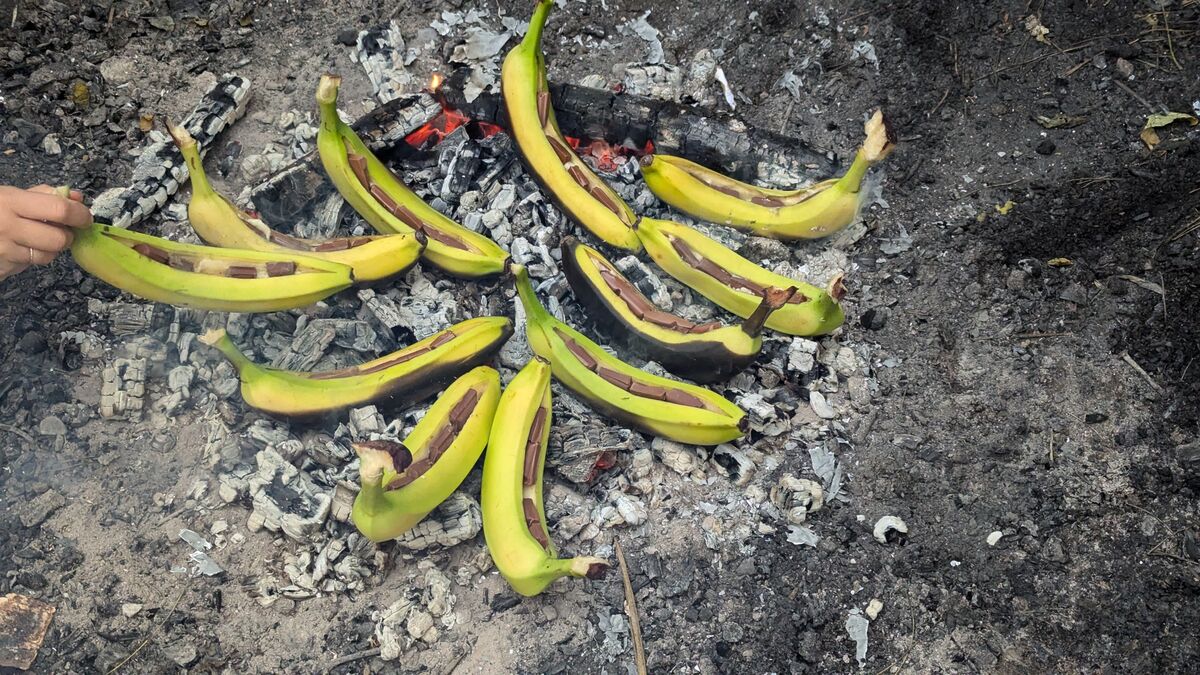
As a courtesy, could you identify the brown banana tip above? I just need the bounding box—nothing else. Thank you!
[166,120,193,148]
[197,328,225,346]
[737,416,751,434]
[533,355,551,366]
[412,228,429,247]
[586,562,610,579]
[638,154,655,168]
[354,439,413,473]
[828,273,847,301]
[316,74,341,103]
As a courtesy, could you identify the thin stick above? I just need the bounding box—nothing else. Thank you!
[615,539,647,675]
[928,89,951,117]
[1121,351,1164,394]
[1112,80,1154,112]
[324,647,382,673]
[1163,11,1182,70]
[779,98,794,135]
[107,583,189,674]
[0,422,34,444]
[10,1,18,29]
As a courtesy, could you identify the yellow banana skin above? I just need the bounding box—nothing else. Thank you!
[513,265,746,446]
[169,124,424,283]
[351,366,501,542]
[198,316,513,418]
[501,0,643,251]
[481,357,608,596]
[70,223,353,312]
[315,75,509,278]
[640,110,896,240]
[635,217,844,336]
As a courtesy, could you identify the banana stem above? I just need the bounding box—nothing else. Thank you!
[169,124,216,200]
[355,477,391,521]
[316,75,342,134]
[740,286,798,337]
[512,265,553,324]
[835,149,871,195]
[198,329,254,373]
[524,0,554,51]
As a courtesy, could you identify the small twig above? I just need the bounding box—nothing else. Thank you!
[0,422,34,444]
[779,98,794,135]
[10,2,18,29]
[1163,11,1182,70]
[615,539,648,675]
[928,89,951,117]
[107,583,190,674]
[1112,79,1155,113]
[1121,351,1164,394]
[324,647,382,674]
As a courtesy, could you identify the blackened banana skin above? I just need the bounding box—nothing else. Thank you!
[560,238,783,384]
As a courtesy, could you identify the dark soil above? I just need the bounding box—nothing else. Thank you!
[2,0,1198,673]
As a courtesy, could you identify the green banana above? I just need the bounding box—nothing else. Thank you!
[561,236,795,384]
[351,366,501,542]
[481,357,608,596]
[316,75,509,278]
[640,110,896,240]
[512,264,745,445]
[169,123,425,283]
[198,316,512,418]
[71,222,353,312]
[501,0,642,251]
[635,217,844,336]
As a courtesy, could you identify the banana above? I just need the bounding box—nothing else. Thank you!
[501,0,642,251]
[198,316,513,418]
[635,217,844,336]
[315,75,509,278]
[351,366,501,542]
[169,123,425,283]
[481,357,608,596]
[71,222,353,312]
[512,264,745,445]
[561,237,795,384]
[640,110,896,240]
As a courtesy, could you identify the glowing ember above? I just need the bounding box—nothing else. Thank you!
[429,73,444,92]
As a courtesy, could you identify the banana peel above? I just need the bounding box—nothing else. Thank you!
[640,110,896,240]
[351,366,501,542]
[199,316,512,418]
[513,264,746,445]
[169,122,425,283]
[481,357,607,596]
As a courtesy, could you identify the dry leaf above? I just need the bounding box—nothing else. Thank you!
[1035,114,1087,129]
[1140,111,1198,149]
[1117,275,1165,296]
[1048,258,1073,267]
[1024,15,1050,44]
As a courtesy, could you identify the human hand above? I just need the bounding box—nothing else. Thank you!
[0,184,92,281]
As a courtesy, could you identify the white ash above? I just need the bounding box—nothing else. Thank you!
[100,357,145,420]
[873,515,909,545]
[394,492,482,551]
[374,562,459,659]
[246,448,332,542]
[845,608,870,666]
[809,390,837,419]
[614,255,674,310]
[773,475,824,524]
[652,438,708,479]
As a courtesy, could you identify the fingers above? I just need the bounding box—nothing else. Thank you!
[0,260,29,281]
[0,240,57,267]
[8,218,75,252]
[26,185,83,202]
[13,191,93,229]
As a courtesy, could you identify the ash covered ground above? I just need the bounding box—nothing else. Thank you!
[1,1,1198,673]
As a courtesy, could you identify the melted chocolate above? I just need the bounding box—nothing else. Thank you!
[555,328,713,411]
[307,329,457,380]
[668,236,809,305]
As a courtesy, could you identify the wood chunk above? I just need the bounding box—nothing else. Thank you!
[268,231,310,250]
[597,366,633,390]
[663,388,706,409]
[347,151,371,188]
[430,330,458,348]
[225,265,259,279]
[628,380,669,400]
[132,243,170,264]
[0,593,56,670]
[265,261,296,277]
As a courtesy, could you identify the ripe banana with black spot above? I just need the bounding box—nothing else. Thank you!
[640,110,896,240]
[71,222,353,312]
[561,236,794,384]
[351,365,501,542]
[513,264,745,445]
[170,123,424,283]
[198,316,512,418]
[481,357,608,596]
[316,75,509,278]
[635,217,844,337]
[501,0,642,251]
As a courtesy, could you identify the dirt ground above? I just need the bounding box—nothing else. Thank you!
[2,0,1198,673]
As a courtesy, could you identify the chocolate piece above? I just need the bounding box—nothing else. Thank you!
[132,243,170,264]
[347,151,371,188]
[267,231,310,250]
[427,425,457,456]
[387,455,435,489]
[537,91,549,127]
[225,265,258,279]
[369,185,401,215]
[306,345,431,380]
[588,185,625,218]
[167,255,195,272]
[547,136,574,164]
[265,261,296,277]
[449,388,480,427]
[423,224,472,251]
[628,380,668,400]
[663,388,706,409]
[523,498,551,549]
[566,165,591,190]
[430,330,458,348]
[596,366,633,390]
[314,239,351,252]
[558,332,598,370]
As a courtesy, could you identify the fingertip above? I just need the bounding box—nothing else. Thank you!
[69,190,84,203]
[27,184,52,194]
